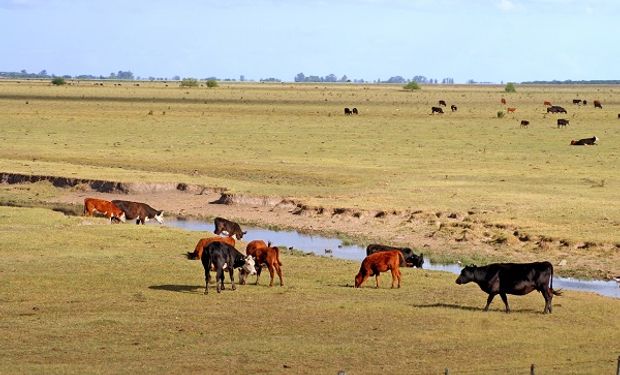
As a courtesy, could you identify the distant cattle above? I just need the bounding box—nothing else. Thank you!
[431,106,444,114]
[582,100,587,106]
[557,119,569,128]
[201,241,256,294]
[617,113,620,119]
[111,200,163,225]
[501,98,506,105]
[243,240,284,287]
[355,250,403,288]
[572,99,582,105]
[352,107,359,115]
[366,244,423,268]
[213,217,246,240]
[450,105,457,112]
[438,100,447,106]
[83,198,126,223]
[455,262,561,314]
[186,236,236,260]
[570,136,598,146]
[344,107,352,115]
[520,120,530,128]
[507,107,516,113]
[547,105,567,114]
[543,101,552,106]
[593,100,603,109]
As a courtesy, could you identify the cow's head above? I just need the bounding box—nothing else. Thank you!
[456,265,477,285]
[117,212,126,223]
[242,255,256,276]
[354,273,364,288]
[154,210,164,224]
[406,253,424,268]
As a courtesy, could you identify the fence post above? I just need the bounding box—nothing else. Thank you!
[530,363,535,375]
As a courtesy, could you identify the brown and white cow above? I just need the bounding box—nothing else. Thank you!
[83,198,126,223]
[243,240,283,287]
[186,236,236,260]
[354,250,403,289]
[111,200,164,225]
[213,217,246,240]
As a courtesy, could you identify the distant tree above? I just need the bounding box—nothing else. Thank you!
[412,75,427,83]
[386,76,406,84]
[339,75,348,82]
[504,82,517,92]
[38,70,48,77]
[206,79,218,88]
[180,78,199,87]
[51,77,66,85]
[403,81,420,91]
[324,74,337,82]
[294,72,306,82]
[115,70,134,80]
[172,75,181,81]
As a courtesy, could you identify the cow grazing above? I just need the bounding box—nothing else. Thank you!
[352,107,359,115]
[506,107,516,113]
[519,120,530,127]
[617,113,620,119]
[83,198,126,223]
[543,101,552,106]
[438,100,447,106]
[450,104,457,112]
[186,236,235,260]
[455,262,562,314]
[501,98,506,105]
[431,106,444,114]
[213,217,246,240]
[557,118,569,128]
[593,100,603,109]
[344,107,352,115]
[366,244,423,268]
[582,100,587,106]
[111,200,164,225]
[572,99,582,105]
[201,241,256,294]
[547,105,567,114]
[570,136,598,146]
[355,250,403,288]
[243,240,283,287]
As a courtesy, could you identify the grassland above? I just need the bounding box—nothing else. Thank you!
[1,206,618,374]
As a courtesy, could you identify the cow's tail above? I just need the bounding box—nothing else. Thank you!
[275,246,282,266]
[397,251,405,267]
[550,266,562,296]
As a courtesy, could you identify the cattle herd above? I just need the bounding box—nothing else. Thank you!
[83,197,563,313]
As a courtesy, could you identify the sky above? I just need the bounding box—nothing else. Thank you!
[1,0,618,83]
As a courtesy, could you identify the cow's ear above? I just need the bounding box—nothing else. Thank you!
[243,231,247,234]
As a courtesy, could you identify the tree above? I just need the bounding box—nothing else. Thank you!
[51,77,66,85]
[206,79,218,88]
[294,72,306,82]
[180,78,199,87]
[504,82,517,92]
[403,81,420,91]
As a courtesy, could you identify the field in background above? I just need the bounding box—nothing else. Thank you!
[1,206,618,374]
[0,81,618,243]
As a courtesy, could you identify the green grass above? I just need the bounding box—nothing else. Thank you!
[1,206,619,374]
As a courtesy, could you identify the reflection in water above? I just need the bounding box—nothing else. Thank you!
[167,219,619,299]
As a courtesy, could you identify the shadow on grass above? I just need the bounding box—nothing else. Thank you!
[411,303,541,314]
[149,284,203,294]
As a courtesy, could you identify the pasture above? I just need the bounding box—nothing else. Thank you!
[1,206,619,374]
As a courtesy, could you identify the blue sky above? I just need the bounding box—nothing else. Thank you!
[1,0,618,83]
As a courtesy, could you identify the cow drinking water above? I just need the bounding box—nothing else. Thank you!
[213,217,246,240]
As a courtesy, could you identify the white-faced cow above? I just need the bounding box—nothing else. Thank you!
[450,104,457,112]
[111,200,163,225]
[344,107,352,115]
[570,136,598,146]
[213,217,246,240]
[431,106,444,114]
[366,244,424,268]
[201,241,256,294]
[455,262,562,314]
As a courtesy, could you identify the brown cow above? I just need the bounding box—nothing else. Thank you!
[83,198,126,223]
[543,101,552,106]
[501,98,506,105]
[354,250,403,289]
[186,236,235,260]
[243,240,283,286]
[507,107,516,113]
[593,100,603,109]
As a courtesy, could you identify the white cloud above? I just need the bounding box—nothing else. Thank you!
[498,0,517,11]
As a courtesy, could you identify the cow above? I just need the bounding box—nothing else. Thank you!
[557,119,569,128]
[355,250,403,289]
[501,98,506,105]
[543,101,552,106]
[186,236,236,260]
[111,200,164,225]
[213,217,246,240]
[450,105,457,112]
[344,107,352,115]
[455,262,562,314]
[593,100,602,109]
[618,113,620,119]
[431,106,444,114]
[366,244,423,268]
[572,99,582,105]
[243,240,283,287]
[438,100,447,107]
[507,107,516,113]
[352,107,359,115]
[201,241,256,294]
[520,120,530,128]
[547,105,567,114]
[83,198,126,223]
[570,136,598,146]
[582,100,587,105]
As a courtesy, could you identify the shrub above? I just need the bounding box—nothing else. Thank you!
[206,79,218,88]
[403,81,420,91]
[51,77,66,86]
[180,78,199,87]
[497,111,505,118]
[504,82,516,93]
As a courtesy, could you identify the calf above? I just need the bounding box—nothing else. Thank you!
[455,262,561,314]
[366,244,423,268]
[520,120,530,128]
[582,100,587,106]
[543,100,552,106]
[186,236,235,260]
[557,118,569,128]
[450,104,457,112]
[431,106,444,114]
[111,200,164,225]
[593,100,602,109]
[213,217,246,240]
[201,242,256,294]
[355,250,404,289]
[507,107,516,113]
[438,100,447,106]
[572,99,582,105]
[83,198,126,223]
[344,107,352,115]
[570,136,598,146]
[243,240,283,287]
[501,98,506,105]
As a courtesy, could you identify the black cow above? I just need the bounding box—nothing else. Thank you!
[201,242,256,294]
[593,100,602,109]
[520,120,530,127]
[438,100,447,107]
[582,100,587,105]
[431,106,444,114]
[617,113,620,119]
[111,200,164,225]
[344,107,352,115]
[450,105,457,112]
[570,136,598,146]
[352,107,359,115]
[366,244,424,268]
[547,106,567,114]
[214,217,246,239]
[557,119,569,128]
[572,99,582,105]
[455,262,561,314]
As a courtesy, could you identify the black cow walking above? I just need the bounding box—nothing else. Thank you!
[366,244,424,268]
[438,100,447,106]
[352,107,359,115]
[557,119,569,128]
[111,200,164,225]
[431,106,444,114]
[455,262,562,314]
[520,120,530,128]
[547,106,567,114]
[201,242,256,294]
[214,217,246,239]
[344,107,352,115]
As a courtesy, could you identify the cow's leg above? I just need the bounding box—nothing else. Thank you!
[542,288,552,314]
[390,269,398,288]
[484,294,496,311]
[274,263,284,287]
[375,274,380,288]
[500,293,510,313]
[255,265,262,285]
[216,267,224,293]
[203,268,210,295]
[267,263,275,287]
[396,268,401,288]
[229,267,236,291]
